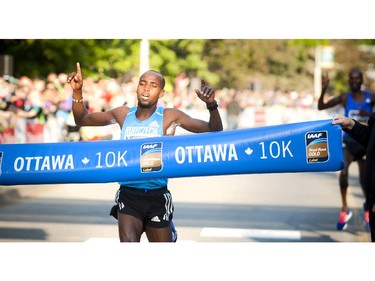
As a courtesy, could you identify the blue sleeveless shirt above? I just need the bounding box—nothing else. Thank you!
[344,91,372,137]
[118,106,168,189]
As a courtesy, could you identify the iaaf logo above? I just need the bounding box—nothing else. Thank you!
[305,130,328,163]
[141,142,162,172]
[307,133,323,139]
[142,144,158,149]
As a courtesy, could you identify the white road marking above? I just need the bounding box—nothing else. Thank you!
[200,227,301,240]
[85,228,301,242]
[85,238,119,243]
[85,237,195,243]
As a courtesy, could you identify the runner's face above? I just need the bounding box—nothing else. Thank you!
[349,72,363,92]
[137,72,164,107]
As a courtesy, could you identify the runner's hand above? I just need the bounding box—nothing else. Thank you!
[322,72,329,90]
[67,62,83,91]
[195,79,215,104]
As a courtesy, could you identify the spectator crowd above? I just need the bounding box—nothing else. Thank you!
[0,72,319,144]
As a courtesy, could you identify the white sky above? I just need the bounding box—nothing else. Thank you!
[2,0,375,39]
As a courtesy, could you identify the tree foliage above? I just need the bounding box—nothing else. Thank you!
[1,39,375,94]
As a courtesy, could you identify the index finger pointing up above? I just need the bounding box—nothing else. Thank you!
[76,62,81,76]
[201,78,206,88]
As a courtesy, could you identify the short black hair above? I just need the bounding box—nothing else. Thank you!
[349,68,363,79]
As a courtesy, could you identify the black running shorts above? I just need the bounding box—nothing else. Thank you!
[110,186,174,228]
[343,136,366,161]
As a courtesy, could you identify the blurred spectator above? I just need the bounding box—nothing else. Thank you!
[226,92,243,130]
[0,71,318,143]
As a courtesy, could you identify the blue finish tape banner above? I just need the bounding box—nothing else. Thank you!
[0,119,344,185]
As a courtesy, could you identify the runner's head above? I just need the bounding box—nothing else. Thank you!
[348,68,363,92]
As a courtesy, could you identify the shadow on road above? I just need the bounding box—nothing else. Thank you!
[0,196,369,242]
[174,202,368,242]
[0,227,47,240]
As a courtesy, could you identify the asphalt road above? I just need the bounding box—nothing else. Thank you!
[0,164,370,243]
[0,163,372,281]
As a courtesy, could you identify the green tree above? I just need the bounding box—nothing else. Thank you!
[0,39,140,79]
[1,39,375,94]
[148,39,219,91]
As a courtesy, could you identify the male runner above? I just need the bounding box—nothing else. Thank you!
[67,62,223,242]
[318,69,375,230]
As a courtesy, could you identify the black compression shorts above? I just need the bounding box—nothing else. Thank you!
[343,136,366,161]
[110,186,174,228]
